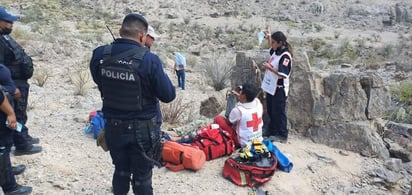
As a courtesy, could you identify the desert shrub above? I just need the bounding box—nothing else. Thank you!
[319,44,335,59]
[241,37,258,50]
[388,82,412,123]
[20,7,45,23]
[382,44,394,58]
[203,52,234,91]
[198,26,213,41]
[388,106,412,124]
[186,56,198,69]
[71,70,91,96]
[33,66,52,87]
[309,38,326,52]
[338,39,358,62]
[399,82,412,105]
[161,96,192,124]
[314,24,323,32]
[11,27,32,40]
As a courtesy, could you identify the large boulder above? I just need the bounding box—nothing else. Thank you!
[384,122,412,162]
[231,50,393,159]
[308,121,389,158]
[199,96,221,118]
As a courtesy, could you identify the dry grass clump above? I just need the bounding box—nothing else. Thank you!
[32,66,52,87]
[71,70,91,96]
[203,52,234,91]
[161,96,193,124]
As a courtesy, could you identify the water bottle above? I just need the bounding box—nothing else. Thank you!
[257,31,265,46]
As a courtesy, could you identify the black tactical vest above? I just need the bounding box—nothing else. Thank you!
[99,45,148,111]
[0,35,33,81]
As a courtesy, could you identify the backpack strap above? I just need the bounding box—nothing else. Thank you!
[219,130,232,155]
[164,162,185,172]
[164,149,185,171]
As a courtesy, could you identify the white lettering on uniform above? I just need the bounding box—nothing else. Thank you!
[101,68,136,81]
[117,60,133,65]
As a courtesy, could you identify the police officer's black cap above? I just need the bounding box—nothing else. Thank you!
[122,13,148,29]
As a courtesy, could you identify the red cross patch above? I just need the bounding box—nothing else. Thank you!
[283,58,290,66]
[246,113,262,132]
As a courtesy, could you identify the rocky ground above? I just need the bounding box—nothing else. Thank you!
[1,0,412,194]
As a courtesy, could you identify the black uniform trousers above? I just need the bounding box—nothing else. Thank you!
[266,87,288,139]
[105,117,160,195]
[12,84,32,150]
[0,129,17,192]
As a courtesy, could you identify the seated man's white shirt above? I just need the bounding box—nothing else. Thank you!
[229,98,264,147]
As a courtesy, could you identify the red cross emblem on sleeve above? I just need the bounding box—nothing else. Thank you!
[246,112,262,132]
[283,58,290,66]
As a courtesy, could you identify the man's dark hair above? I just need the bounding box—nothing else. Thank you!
[240,83,258,102]
[120,13,148,37]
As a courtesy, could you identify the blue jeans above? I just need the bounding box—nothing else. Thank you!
[105,117,160,195]
[176,70,185,90]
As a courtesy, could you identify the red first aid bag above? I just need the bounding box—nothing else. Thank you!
[191,125,235,161]
[222,154,277,187]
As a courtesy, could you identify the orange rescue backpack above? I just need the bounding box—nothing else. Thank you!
[162,141,206,172]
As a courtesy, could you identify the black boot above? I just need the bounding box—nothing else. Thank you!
[4,184,32,195]
[12,164,26,175]
[14,145,42,156]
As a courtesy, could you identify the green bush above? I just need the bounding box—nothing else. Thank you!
[399,82,412,105]
[388,82,412,124]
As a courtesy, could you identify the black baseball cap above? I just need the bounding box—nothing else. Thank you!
[122,13,148,29]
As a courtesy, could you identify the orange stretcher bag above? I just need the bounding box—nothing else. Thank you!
[162,141,206,172]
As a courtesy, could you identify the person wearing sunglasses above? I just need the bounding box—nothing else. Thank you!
[215,83,263,148]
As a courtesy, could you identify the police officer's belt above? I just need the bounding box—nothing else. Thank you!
[107,117,157,130]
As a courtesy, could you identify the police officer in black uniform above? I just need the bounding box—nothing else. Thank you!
[0,6,42,156]
[89,13,176,195]
[0,86,32,194]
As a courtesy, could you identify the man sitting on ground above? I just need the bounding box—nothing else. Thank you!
[214,83,264,148]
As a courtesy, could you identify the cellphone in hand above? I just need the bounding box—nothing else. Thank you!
[5,120,23,132]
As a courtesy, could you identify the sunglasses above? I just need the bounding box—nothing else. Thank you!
[235,85,243,92]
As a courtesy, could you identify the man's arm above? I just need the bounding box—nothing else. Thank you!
[0,91,16,129]
[151,55,176,103]
[89,48,102,88]
[228,107,241,124]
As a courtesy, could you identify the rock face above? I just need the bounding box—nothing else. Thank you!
[199,96,221,118]
[232,50,393,159]
[384,122,412,162]
[347,3,412,25]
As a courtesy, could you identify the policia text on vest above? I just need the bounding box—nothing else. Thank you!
[101,67,136,81]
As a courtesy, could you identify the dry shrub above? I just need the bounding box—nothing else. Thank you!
[71,70,91,96]
[33,66,52,87]
[161,96,192,124]
[203,52,234,91]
